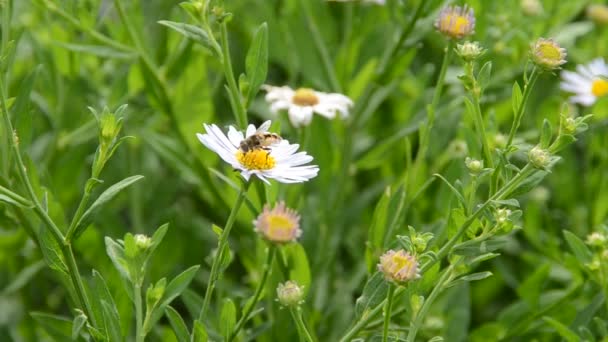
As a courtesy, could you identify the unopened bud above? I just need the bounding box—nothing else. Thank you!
[456,41,485,62]
[277,281,304,307]
[528,146,551,169]
[465,157,483,174]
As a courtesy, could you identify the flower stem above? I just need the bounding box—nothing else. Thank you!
[506,67,539,148]
[134,283,144,342]
[338,164,535,341]
[406,266,454,342]
[199,182,250,321]
[410,41,453,190]
[298,0,341,92]
[290,307,315,342]
[382,284,396,342]
[229,245,276,341]
[219,20,248,129]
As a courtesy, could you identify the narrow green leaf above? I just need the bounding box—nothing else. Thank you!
[2,260,45,294]
[73,175,144,239]
[220,298,237,338]
[447,271,493,288]
[563,230,593,264]
[433,174,467,209]
[490,199,520,208]
[12,66,39,147]
[543,316,580,342]
[540,119,552,148]
[55,42,137,59]
[365,187,391,272]
[354,272,388,320]
[71,311,87,340]
[284,244,311,294]
[191,321,208,342]
[165,306,190,342]
[158,21,219,56]
[91,270,122,342]
[512,81,522,115]
[31,312,72,340]
[477,61,492,89]
[244,22,268,105]
[453,238,507,256]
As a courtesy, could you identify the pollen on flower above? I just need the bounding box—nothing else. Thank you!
[591,78,608,97]
[292,88,320,106]
[435,5,475,39]
[378,249,420,284]
[254,202,301,243]
[236,149,276,170]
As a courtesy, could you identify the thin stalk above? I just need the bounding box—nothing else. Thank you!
[64,190,92,241]
[0,0,10,176]
[470,93,494,169]
[134,284,144,342]
[229,246,276,341]
[42,1,135,53]
[0,185,32,207]
[410,42,453,191]
[406,266,454,342]
[219,21,248,129]
[298,0,341,92]
[338,164,535,341]
[506,67,539,147]
[61,242,97,327]
[290,307,315,342]
[382,284,396,342]
[199,182,250,320]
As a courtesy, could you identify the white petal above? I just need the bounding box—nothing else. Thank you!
[570,94,596,106]
[288,106,314,127]
[227,126,244,147]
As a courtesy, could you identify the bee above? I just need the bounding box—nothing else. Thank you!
[239,132,282,153]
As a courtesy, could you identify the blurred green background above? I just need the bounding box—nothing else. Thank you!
[1,0,608,340]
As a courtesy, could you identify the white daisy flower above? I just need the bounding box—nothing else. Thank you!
[560,58,608,106]
[263,85,353,127]
[196,120,319,184]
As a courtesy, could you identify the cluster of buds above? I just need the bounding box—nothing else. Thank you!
[90,106,128,180]
[584,229,608,272]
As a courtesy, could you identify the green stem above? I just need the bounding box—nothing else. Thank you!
[0,0,10,177]
[64,190,92,242]
[290,307,315,342]
[469,91,494,169]
[406,266,454,342]
[219,21,248,129]
[299,0,341,92]
[42,0,135,53]
[338,165,534,341]
[229,246,276,341]
[0,185,32,207]
[410,41,453,190]
[61,242,97,327]
[382,284,396,342]
[134,283,144,342]
[506,67,539,148]
[199,182,250,321]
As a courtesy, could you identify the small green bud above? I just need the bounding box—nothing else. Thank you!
[134,234,152,251]
[493,133,507,149]
[465,157,483,175]
[276,280,304,307]
[447,140,468,158]
[521,0,543,16]
[456,41,485,62]
[586,232,607,247]
[587,4,608,25]
[495,208,511,224]
[528,146,551,170]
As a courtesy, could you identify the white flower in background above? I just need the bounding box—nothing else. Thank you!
[197,121,319,184]
[263,85,353,127]
[560,58,608,106]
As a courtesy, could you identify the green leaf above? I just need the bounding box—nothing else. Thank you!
[543,316,580,342]
[453,239,507,256]
[90,270,122,342]
[0,194,33,208]
[31,312,72,340]
[55,42,137,59]
[12,66,40,148]
[2,260,45,294]
[244,22,268,106]
[447,271,493,288]
[220,298,237,338]
[477,61,492,89]
[192,321,208,342]
[563,230,593,264]
[73,175,144,239]
[146,265,200,332]
[158,21,220,57]
[434,174,467,209]
[540,119,553,148]
[165,306,190,342]
[490,199,520,208]
[354,272,388,320]
[71,311,88,340]
[365,187,391,272]
[512,81,522,115]
[516,263,550,309]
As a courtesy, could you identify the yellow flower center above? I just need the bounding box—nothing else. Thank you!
[236,149,276,170]
[391,253,415,271]
[537,42,561,61]
[441,14,469,37]
[292,88,319,106]
[591,78,608,97]
[266,215,297,241]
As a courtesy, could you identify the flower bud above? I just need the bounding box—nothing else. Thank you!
[134,234,152,250]
[586,232,607,247]
[521,0,543,16]
[587,4,608,25]
[378,249,420,284]
[435,5,476,40]
[465,157,483,175]
[253,202,301,244]
[456,41,485,62]
[277,281,305,307]
[528,146,551,170]
[495,208,511,224]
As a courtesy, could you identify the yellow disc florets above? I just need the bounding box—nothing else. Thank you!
[435,5,476,40]
[236,149,276,170]
[591,78,608,97]
[292,88,320,106]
